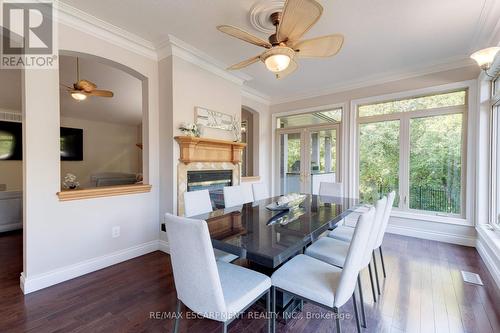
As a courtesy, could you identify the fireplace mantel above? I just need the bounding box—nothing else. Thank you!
[175,136,246,164]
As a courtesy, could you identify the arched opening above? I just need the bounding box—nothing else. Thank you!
[241,106,260,178]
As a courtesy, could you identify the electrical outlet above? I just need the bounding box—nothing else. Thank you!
[112,226,120,238]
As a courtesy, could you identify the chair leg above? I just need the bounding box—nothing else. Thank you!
[272,287,276,333]
[222,322,227,333]
[173,299,182,333]
[379,246,387,278]
[267,289,271,333]
[357,275,367,328]
[352,292,362,333]
[368,263,377,302]
[333,307,341,333]
[372,251,381,295]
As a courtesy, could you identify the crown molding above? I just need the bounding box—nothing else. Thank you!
[270,56,476,105]
[242,86,271,105]
[156,35,251,86]
[53,1,158,60]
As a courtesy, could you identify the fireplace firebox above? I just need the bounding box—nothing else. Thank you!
[187,170,232,209]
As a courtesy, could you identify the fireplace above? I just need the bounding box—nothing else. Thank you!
[187,170,232,209]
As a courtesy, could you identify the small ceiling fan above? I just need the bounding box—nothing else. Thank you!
[217,0,344,79]
[62,57,114,101]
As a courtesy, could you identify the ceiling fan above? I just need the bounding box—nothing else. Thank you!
[62,57,114,101]
[217,0,344,79]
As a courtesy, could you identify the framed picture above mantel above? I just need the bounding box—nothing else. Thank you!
[195,107,233,131]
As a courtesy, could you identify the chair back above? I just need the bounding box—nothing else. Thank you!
[164,213,226,316]
[362,196,387,267]
[184,189,213,217]
[334,207,375,308]
[223,184,254,208]
[374,191,396,248]
[252,182,269,201]
[319,182,343,197]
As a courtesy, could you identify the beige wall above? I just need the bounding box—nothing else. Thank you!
[60,117,141,188]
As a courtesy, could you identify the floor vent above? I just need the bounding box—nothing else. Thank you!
[461,271,483,286]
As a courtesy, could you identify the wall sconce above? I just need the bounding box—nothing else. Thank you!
[470,47,500,78]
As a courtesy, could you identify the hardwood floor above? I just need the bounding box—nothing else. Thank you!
[0,230,498,333]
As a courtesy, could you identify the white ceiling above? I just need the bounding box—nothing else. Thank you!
[59,0,500,100]
[0,56,142,125]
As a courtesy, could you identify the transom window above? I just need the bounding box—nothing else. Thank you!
[277,108,342,128]
[358,89,467,217]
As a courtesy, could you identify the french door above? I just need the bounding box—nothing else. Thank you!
[276,124,340,195]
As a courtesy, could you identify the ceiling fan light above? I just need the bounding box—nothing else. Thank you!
[265,54,291,72]
[71,91,87,101]
[470,47,500,70]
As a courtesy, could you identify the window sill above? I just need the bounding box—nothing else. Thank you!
[57,184,152,201]
[391,210,472,226]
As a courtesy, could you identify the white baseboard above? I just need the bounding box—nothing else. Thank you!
[476,228,500,291]
[158,239,170,253]
[20,240,161,294]
[0,223,22,233]
[386,224,476,247]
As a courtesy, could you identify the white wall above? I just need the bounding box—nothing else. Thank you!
[21,22,160,293]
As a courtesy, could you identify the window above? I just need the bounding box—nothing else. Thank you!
[491,77,500,228]
[277,108,342,128]
[358,90,467,217]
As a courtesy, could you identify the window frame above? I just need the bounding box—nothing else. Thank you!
[490,76,500,230]
[351,81,475,226]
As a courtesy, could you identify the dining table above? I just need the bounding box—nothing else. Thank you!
[191,194,360,269]
[190,193,361,316]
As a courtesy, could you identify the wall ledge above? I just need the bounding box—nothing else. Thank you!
[57,184,151,201]
[241,176,261,183]
[476,225,500,290]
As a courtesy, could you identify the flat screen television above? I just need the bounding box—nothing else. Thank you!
[0,122,83,161]
[60,127,83,161]
[0,121,22,160]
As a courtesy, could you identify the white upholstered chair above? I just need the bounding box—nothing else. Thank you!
[319,182,343,197]
[305,197,387,327]
[183,189,238,263]
[252,182,270,201]
[223,184,254,208]
[271,207,376,333]
[328,191,396,295]
[165,213,271,333]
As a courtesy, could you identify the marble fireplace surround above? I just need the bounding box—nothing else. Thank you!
[177,162,240,216]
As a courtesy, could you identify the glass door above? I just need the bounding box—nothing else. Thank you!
[277,130,307,194]
[276,125,340,195]
[308,127,339,194]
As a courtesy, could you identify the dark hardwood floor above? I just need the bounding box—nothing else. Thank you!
[0,230,499,333]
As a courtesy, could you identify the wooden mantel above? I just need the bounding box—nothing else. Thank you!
[175,136,246,164]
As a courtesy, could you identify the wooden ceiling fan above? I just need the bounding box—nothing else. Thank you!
[62,58,114,101]
[217,0,344,79]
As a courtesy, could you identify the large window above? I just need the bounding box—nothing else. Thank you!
[358,90,467,217]
[491,77,500,228]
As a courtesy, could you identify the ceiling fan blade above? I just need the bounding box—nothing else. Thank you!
[292,34,344,58]
[276,59,298,79]
[227,55,261,70]
[75,79,97,92]
[217,25,272,49]
[88,90,114,98]
[277,0,323,43]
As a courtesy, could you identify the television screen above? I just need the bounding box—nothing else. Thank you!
[0,121,22,160]
[60,127,83,161]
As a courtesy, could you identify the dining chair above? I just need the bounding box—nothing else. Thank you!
[305,197,387,328]
[271,207,376,333]
[165,213,272,333]
[252,182,270,201]
[319,181,343,197]
[184,189,238,263]
[223,184,254,208]
[328,191,396,296]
